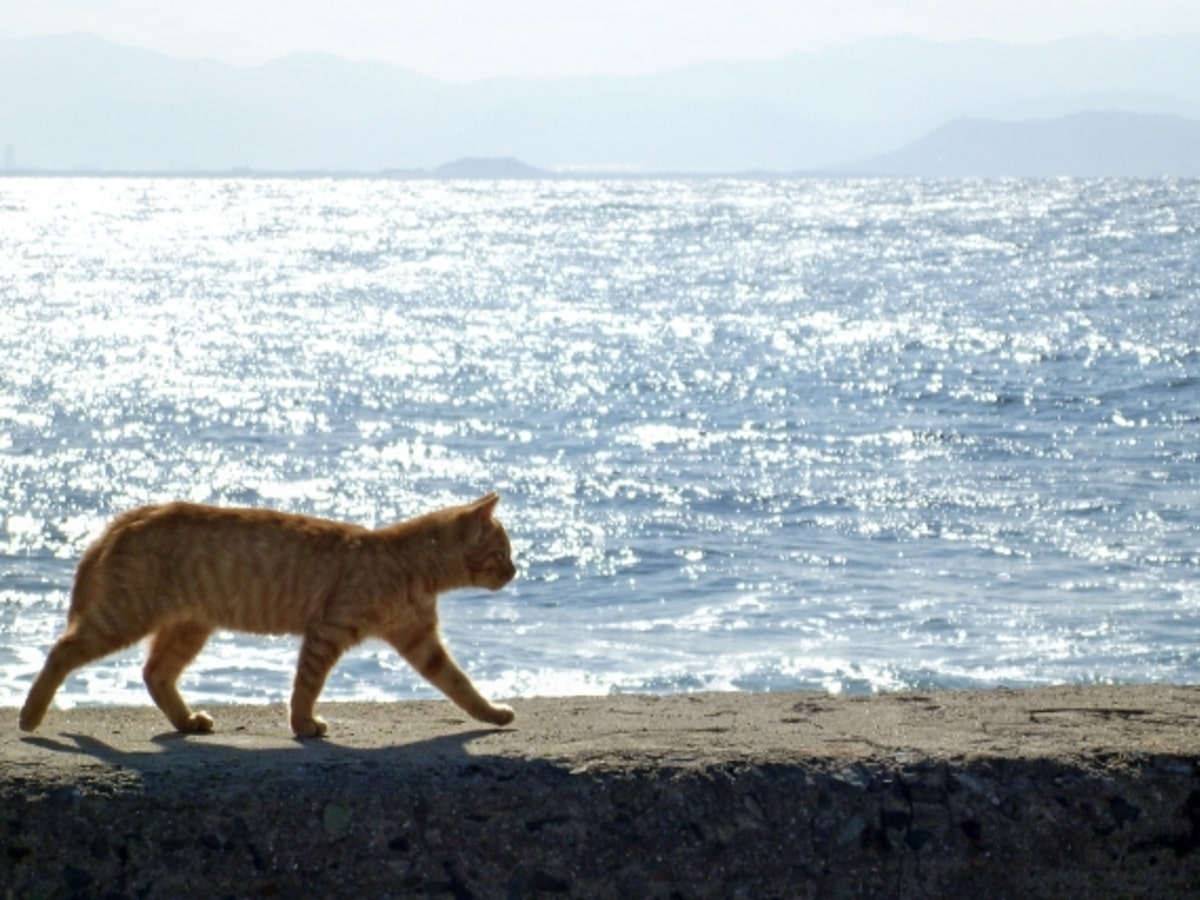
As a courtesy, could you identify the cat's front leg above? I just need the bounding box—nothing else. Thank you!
[388,625,514,726]
[290,623,353,737]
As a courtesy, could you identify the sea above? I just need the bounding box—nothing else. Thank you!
[2,176,1198,712]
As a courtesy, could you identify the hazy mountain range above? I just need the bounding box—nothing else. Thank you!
[2,32,1200,176]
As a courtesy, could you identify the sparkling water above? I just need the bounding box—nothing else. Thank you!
[2,176,1198,710]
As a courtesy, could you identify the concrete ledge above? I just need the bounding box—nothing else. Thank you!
[3,686,1200,897]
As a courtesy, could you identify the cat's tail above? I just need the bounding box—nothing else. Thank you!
[20,543,106,732]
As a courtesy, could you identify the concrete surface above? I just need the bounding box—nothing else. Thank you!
[2,685,1200,897]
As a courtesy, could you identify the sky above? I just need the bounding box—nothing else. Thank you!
[2,0,1200,81]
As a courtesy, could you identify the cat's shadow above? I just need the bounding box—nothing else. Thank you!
[22,723,512,779]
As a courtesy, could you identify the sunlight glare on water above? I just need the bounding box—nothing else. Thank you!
[1,176,1199,710]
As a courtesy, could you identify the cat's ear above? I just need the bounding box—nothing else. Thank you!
[473,492,501,522]
[466,493,500,538]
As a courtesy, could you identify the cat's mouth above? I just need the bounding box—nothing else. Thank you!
[473,559,517,588]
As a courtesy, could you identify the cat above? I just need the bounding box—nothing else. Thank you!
[19,492,517,737]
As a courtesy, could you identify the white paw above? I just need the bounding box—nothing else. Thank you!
[489,704,515,726]
[181,711,215,733]
[292,714,328,738]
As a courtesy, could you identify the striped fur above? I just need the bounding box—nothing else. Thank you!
[19,493,517,737]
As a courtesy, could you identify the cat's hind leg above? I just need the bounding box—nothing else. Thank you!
[143,621,214,733]
[388,624,514,726]
[19,623,140,732]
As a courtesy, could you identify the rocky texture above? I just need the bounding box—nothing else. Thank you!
[2,685,1200,897]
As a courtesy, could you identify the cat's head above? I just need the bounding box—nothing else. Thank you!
[460,493,517,590]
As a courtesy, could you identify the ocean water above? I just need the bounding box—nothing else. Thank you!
[2,176,1199,712]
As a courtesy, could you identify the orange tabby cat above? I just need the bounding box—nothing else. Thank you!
[19,493,517,737]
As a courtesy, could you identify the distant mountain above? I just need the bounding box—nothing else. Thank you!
[853,111,1200,177]
[3,32,1200,173]
[432,157,551,178]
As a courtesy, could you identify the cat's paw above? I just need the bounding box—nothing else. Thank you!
[180,711,215,734]
[487,704,515,727]
[17,705,44,733]
[291,714,328,739]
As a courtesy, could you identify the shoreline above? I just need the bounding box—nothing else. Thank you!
[3,685,1199,896]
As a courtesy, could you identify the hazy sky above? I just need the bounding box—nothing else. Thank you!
[3,0,1199,81]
